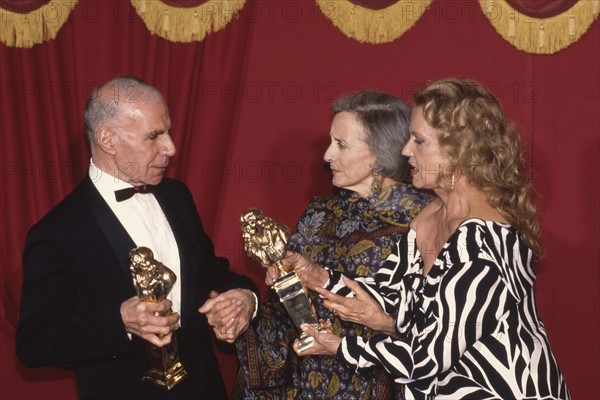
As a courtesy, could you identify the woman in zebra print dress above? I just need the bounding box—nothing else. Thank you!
[295,78,570,399]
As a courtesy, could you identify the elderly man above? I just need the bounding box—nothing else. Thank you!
[16,76,256,399]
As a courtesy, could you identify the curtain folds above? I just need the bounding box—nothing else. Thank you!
[2,0,598,53]
[1,1,598,399]
[0,2,252,397]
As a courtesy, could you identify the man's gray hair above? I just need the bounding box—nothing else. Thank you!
[83,76,164,150]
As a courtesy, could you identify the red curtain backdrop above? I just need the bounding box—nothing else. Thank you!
[1,1,598,399]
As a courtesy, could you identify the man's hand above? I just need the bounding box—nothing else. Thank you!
[120,296,180,347]
[198,289,256,343]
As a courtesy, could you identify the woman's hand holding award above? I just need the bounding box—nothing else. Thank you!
[240,208,324,352]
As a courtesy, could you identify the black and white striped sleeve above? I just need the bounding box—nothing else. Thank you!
[337,226,517,382]
[325,239,407,315]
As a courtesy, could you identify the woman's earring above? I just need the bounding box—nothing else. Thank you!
[371,171,382,195]
[450,173,455,191]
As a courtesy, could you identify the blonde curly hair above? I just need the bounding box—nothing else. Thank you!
[414,78,541,258]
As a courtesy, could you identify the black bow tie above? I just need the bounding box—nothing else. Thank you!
[114,185,157,202]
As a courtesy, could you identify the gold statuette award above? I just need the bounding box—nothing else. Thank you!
[240,208,324,352]
[129,247,187,390]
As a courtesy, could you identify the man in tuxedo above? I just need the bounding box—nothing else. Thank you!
[16,76,257,399]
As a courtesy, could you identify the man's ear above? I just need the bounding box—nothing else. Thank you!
[97,127,117,155]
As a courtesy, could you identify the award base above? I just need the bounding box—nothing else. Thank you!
[141,336,188,391]
[273,272,325,352]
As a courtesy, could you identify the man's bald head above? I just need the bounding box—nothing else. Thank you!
[84,76,164,152]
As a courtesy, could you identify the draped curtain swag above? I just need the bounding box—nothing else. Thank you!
[1,0,598,53]
[129,0,246,43]
[480,0,600,54]
[0,1,598,398]
[0,0,78,48]
[314,0,432,44]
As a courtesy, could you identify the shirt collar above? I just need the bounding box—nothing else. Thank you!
[89,159,133,198]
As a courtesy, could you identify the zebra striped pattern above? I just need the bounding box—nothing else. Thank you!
[334,219,569,399]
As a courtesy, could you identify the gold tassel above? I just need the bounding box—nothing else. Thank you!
[22,17,32,48]
[508,14,515,38]
[538,24,545,48]
[479,0,600,55]
[0,0,78,48]
[315,0,433,44]
[162,11,169,33]
[569,13,575,37]
[192,13,200,35]
[130,0,246,43]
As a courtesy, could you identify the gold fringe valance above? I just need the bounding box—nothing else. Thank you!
[479,0,600,54]
[0,0,78,48]
[315,0,433,44]
[130,0,246,43]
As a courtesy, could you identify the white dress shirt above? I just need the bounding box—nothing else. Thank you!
[89,161,182,317]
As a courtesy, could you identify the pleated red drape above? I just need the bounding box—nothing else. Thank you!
[1,1,598,399]
[1,1,252,397]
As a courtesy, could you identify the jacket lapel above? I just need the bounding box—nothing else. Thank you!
[79,176,136,275]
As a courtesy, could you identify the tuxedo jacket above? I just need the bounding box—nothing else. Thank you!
[16,176,256,399]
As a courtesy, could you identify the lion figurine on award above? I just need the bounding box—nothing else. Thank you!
[129,247,187,390]
[240,208,324,352]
